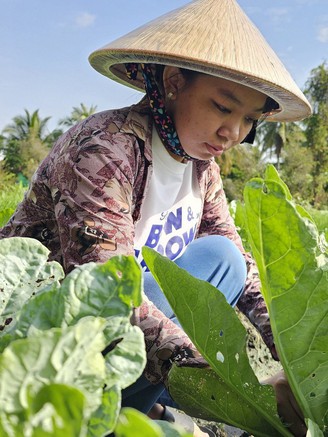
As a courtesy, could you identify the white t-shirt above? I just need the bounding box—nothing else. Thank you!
[134,127,202,271]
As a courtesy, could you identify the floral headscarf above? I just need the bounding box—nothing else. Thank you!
[126,63,196,161]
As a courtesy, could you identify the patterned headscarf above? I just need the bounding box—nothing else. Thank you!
[125,63,262,159]
[126,63,196,161]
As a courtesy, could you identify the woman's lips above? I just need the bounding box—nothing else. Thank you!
[205,143,224,156]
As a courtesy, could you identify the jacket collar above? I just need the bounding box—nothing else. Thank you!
[120,97,153,162]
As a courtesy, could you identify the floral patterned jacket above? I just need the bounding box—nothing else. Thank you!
[0,99,273,383]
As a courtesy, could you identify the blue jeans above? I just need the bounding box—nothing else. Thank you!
[121,235,247,413]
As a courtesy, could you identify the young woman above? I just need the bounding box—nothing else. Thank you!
[0,0,311,436]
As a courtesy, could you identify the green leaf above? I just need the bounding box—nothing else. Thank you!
[58,256,142,326]
[264,164,292,200]
[0,208,16,228]
[115,407,192,437]
[169,366,273,434]
[156,421,193,437]
[0,238,148,434]
[244,165,328,429]
[229,199,251,252]
[305,418,325,437]
[1,256,142,343]
[308,208,328,242]
[103,319,146,389]
[0,318,107,421]
[0,237,64,331]
[0,287,62,351]
[115,407,165,437]
[142,247,290,437]
[0,244,142,344]
[87,385,121,437]
[0,254,146,380]
[28,383,87,437]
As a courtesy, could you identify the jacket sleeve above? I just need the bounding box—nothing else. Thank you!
[197,161,274,352]
[50,126,138,272]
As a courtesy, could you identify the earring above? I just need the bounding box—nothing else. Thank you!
[167,92,174,100]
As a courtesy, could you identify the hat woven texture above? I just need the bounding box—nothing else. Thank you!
[89,0,312,122]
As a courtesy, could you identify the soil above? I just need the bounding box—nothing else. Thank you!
[192,310,282,437]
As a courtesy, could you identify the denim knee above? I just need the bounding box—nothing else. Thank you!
[175,235,247,306]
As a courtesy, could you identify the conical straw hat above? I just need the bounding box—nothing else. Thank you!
[89,0,312,122]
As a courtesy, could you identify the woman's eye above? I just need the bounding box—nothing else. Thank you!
[215,102,230,114]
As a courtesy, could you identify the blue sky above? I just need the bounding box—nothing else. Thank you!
[1,0,327,132]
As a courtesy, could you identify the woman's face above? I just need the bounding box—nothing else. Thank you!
[164,67,267,161]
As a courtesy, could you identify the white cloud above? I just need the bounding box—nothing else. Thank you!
[243,6,261,16]
[268,7,289,16]
[266,8,290,25]
[318,26,328,43]
[75,12,96,28]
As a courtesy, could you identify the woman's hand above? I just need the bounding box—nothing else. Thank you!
[264,370,307,437]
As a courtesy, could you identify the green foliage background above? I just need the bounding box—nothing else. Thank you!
[0,183,26,227]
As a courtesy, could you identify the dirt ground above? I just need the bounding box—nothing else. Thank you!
[193,310,282,437]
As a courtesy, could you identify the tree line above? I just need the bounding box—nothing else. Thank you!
[0,62,327,210]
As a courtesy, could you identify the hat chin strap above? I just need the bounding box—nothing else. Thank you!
[126,63,196,162]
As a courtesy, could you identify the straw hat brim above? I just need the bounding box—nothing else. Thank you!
[89,0,312,122]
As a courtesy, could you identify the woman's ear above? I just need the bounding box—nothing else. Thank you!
[163,66,186,98]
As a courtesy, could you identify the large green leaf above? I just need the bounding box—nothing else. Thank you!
[142,247,290,436]
[306,418,325,437]
[0,255,142,336]
[0,318,107,421]
[0,288,62,350]
[0,238,147,435]
[0,318,106,431]
[59,256,142,326]
[103,319,146,389]
[0,383,87,437]
[169,365,276,433]
[115,407,165,437]
[87,385,121,437]
[243,165,328,430]
[0,237,64,330]
[28,383,87,437]
[115,407,192,437]
[0,252,146,389]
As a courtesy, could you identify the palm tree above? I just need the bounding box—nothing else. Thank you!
[256,121,287,170]
[3,109,51,142]
[257,120,306,170]
[303,62,328,208]
[0,109,58,180]
[59,103,97,128]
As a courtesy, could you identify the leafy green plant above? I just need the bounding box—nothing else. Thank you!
[307,207,328,241]
[0,237,189,436]
[115,408,192,437]
[0,182,26,227]
[143,165,328,436]
[0,184,26,227]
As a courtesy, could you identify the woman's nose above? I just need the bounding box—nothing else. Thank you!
[217,119,241,142]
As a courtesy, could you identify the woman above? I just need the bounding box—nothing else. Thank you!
[0,0,311,436]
